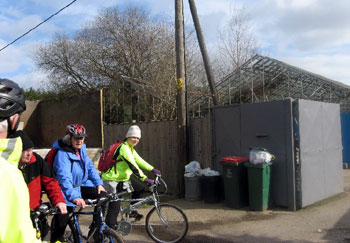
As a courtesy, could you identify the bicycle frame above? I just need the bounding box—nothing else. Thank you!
[68,197,114,243]
[114,175,167,234]
[109,175,188,243]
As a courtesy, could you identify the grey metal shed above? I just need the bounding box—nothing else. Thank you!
[213,99,343,211]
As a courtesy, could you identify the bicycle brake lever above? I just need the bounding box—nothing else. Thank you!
[85,199,95,205]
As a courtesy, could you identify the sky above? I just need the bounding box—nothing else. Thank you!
[0,0,349,89]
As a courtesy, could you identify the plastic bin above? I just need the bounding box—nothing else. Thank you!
[245,162,272,211]
[184,175,201,201]
[201,175,221,203]
[221,156,249,208]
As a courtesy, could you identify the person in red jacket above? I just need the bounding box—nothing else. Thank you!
[13,130,67,238]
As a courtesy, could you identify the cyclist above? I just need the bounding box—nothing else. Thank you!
[50,124,107,242]
[0,78,40,242]
[102,125,161,230]
[12,130,67,238]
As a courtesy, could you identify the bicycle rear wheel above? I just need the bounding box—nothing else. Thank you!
[145,203,188,243]
[101,228,125,243]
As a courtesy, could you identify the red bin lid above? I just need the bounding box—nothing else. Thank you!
[221,156,249,163]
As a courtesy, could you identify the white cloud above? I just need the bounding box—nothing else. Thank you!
[0,0,349,88]
[242,0,350,85]
[0,38,40,73]
[275,0,319,8]
[12,71,47,90]
[280,54,350,84]
[252,0,350,52]
[0,44,23,73]
[0,14,59,40]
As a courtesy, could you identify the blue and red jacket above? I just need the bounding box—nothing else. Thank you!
[19,152,65,210]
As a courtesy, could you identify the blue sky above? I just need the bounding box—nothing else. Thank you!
[0,0,349,89]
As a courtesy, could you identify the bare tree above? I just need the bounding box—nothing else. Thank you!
[217,5,260,75]
[35,6,182,122]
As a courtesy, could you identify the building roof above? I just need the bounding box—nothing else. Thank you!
[191,54,350,114]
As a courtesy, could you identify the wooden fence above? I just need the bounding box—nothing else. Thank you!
[103,114,212,196]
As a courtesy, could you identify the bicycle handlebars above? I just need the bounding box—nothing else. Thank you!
[31,204,60,217]
[149,174,167,196]
[83,174,167,206]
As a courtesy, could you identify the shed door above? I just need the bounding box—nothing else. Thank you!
[212,105,241,173]
[240,100,295,210]
[298,99,344,207]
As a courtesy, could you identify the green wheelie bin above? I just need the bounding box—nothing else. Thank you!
[244,162,272,211]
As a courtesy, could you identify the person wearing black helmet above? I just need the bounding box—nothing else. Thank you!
[0,78,40,242]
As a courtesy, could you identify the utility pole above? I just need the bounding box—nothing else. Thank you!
[188,0,219,105]
[175,0,187,196]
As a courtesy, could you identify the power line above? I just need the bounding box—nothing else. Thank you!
[0,0,78,53]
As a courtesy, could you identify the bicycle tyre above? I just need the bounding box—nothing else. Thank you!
[102,228,125,243]
[145,203,188,243]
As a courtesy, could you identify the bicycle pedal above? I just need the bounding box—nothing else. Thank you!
[130,211,143,221]
[135,214,143,221]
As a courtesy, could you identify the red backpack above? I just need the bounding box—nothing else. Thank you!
[45,148,74,174]
[45,148,58,168]
[98,141,123,173]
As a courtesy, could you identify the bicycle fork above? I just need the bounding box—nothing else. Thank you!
[153,197,169,227]
[33,218,41,239]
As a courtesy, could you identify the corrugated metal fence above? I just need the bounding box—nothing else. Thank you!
[103,115,212,195]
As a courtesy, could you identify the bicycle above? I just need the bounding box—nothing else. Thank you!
[112,174,189,243]
[63,196,125,243]
[30,202,59,241]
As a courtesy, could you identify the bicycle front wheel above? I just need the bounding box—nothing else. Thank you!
[101,228,125,243]
[145,203,188,243]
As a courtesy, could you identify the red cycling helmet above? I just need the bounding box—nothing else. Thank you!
[66,124,87,138]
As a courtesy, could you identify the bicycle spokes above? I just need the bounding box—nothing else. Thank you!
[156,206,169,227]
[146,204,188,243]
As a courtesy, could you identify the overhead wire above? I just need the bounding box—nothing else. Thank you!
[0,0,78,53]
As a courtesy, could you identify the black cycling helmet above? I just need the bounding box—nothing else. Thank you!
[0,78,26,121]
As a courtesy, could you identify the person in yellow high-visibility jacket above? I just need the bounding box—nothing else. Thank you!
[101,125,161,230]
[0,78,40,243]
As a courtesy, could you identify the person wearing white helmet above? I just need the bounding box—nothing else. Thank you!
[102,125,161,230]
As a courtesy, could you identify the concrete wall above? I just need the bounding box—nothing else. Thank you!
[23,92,102,148]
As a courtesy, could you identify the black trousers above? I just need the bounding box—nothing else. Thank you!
[50,187,107,242]
[105,177,145,229]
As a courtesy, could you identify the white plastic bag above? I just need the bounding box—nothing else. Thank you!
[185,161,201,177]
[200,167,220,176]
[249,148,274,165]
[185,161,201,173]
